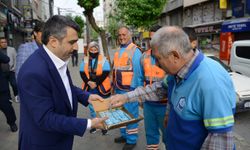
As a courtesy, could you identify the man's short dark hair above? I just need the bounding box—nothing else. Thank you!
[150,25,162,32]
[0,37,6,40]
[182,27,197,42]
[42,15,80,45]
[33,21,45,33]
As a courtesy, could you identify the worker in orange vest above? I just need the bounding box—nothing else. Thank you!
[79,41,111,135]
[140,25,167,150]
[113,26,144,150]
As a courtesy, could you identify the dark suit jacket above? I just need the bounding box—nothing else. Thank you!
[0,51,10,92]
[17,46,90,150]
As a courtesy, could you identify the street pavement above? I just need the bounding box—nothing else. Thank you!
[1,51,250,150]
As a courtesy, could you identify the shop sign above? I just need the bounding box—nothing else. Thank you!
[219,0,227,9]
[195,25,221,34]
[221,18,250,32]
[227,23,247,31]
[142,31,150,39]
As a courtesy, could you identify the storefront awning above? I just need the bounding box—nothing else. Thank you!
[187,20,223,34]
[221,17,250,32]
[187,20,223,28]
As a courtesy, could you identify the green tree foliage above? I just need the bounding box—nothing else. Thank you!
[65,15,85,38]
[74,16,85,38]
[77,0,99,12]
[115,0,167,28]
[78,0,111,63]
[90,27,99,41]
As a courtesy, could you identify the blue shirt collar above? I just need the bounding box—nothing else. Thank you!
[176,50,204,81]
[120,41,132,48]
[183,51,204,80]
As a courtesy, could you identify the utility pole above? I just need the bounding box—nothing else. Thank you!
[57,8,61,15]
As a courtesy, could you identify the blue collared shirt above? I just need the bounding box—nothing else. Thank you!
[16,41,40,79]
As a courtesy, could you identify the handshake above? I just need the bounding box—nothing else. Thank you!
[88,94,135,130]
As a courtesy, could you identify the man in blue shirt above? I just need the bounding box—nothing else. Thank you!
[140,25,167,150]
[113,26,144,150]
[16,21,44,79]
[110,26,236,150]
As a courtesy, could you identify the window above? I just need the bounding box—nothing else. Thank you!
[12,0,19,8]
[236,46,250,59]
[1,0,9,5]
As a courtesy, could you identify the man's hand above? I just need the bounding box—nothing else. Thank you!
[88,94,104,104]
[91,117,108,129]
[109,94,128,108]
[88,81,97,89]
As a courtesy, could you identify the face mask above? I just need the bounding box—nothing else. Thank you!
[89,52,99,58]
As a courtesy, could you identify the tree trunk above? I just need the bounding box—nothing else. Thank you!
[85,18,90,56]
[84,10,111,65]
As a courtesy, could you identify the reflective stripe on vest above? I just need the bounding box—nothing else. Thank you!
[146,144,159,150]
[113,43,137,91]
[82,55,111,95]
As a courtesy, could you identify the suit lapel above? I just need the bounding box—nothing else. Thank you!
[38,47,72,111]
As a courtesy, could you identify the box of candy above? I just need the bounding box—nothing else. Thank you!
[91,99,143,130]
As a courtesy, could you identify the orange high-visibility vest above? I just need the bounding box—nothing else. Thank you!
[82,55,111,96]
[142,49,167,103]
[113,43,137,91]
[142,49,166,85]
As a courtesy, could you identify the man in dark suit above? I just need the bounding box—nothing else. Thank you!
[17,15,107,150]
[0,37,18,102]
[0,51,18,132]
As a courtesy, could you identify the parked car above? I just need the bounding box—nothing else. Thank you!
[207,55,250,112]
[230,40,250,77]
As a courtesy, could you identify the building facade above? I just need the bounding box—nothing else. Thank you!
[0,0,53,48]
[159,0,224,52]
[183,0,223,52]
[220,0,250,61]
[159,0,183,26]
[159,0,250,57]
[0,0,24,48]
[103,0,116,28]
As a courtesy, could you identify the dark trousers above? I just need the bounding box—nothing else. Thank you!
[0,92,17,125]
[71,53,78,66]
[3,71,18,98]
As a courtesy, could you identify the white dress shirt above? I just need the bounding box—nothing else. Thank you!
[43,45,91,129]
[43,45,73,108]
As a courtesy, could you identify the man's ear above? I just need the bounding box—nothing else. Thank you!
[191,40,197,49]
[171,50,183,64]
[172,50,181,59]
[48,36,58,48]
